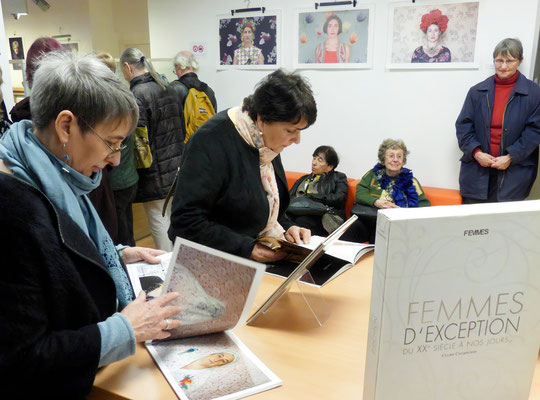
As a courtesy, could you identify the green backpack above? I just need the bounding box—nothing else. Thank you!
[183,88,215,143]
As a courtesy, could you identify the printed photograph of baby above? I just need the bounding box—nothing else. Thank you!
[296,8,372,68]
[148,332,280,400]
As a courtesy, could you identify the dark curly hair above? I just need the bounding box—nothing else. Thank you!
[242,69,317,126]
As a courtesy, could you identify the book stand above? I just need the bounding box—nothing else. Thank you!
[253,270,331,327]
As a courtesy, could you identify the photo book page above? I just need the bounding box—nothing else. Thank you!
[127,238,281,400]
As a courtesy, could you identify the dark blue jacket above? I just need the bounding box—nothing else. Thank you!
[456,72,540,201]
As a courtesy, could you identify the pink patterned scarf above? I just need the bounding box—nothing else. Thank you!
[228,106,285,239]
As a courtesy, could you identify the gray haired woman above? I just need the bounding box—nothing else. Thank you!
[120,47,185,252]
[345,138,430,243]
[0,51,182,397]
[456,38,540,203]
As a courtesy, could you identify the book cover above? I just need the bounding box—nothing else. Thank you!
[364,201,540,400]
[127,238,281,400]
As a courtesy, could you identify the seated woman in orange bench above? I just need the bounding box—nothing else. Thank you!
[287,145,348,236]
[345,139,430,243]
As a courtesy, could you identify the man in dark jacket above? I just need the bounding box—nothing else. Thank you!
[171,51,217,141]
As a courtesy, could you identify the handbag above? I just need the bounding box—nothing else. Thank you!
[350,203,378,221]
[287,195,329,216]
[134,126,153,169]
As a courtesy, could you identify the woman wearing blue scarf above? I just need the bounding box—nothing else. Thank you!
[0,51,182,398]
[347,139,430,243]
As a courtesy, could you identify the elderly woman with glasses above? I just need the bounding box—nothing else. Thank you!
[344,139,430,243]
[456,38,540,203]
[0,51,182,397]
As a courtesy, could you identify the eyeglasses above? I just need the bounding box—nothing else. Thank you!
[80,118,127,157]
[494,58,518,66]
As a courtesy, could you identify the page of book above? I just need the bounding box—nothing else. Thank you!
[127,252,172,296]
[301,235,374,264]
[147,331,281,400]
[265,236,374,287]
[162,238,265,339]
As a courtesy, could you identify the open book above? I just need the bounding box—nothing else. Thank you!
[126,238,281,400]
[262,235,374,287]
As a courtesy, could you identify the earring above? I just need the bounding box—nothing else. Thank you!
[63,143,69,162]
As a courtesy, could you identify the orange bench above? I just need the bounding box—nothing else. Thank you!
[285,171,461,217]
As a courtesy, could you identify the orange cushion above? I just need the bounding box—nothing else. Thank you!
[423,186,462,206]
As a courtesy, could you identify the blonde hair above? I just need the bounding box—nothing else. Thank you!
[96,52,116,72]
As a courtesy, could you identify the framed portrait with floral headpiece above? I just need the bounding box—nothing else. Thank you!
[294,5,374,70]
[387,1,480,69]
[217,12,280,70]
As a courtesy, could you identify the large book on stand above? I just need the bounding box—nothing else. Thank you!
[363,201,540,400]
[261,235,374,287]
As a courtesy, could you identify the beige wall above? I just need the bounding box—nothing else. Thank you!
[2,0,150,89]
[89,0,150,58]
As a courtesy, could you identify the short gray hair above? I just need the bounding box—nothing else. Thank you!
[377,138,409,165]
[173,51,199,72]
[30,51,138,133]
[493,38,523,61]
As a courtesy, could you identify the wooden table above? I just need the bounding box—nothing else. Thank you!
[91,254,540,399]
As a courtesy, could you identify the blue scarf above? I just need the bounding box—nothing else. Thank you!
[372,163,419,207]
[0,120,133,308]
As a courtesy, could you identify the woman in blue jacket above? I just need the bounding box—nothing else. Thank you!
[456,38,540,203]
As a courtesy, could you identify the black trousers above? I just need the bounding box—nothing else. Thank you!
[113,184,138,246]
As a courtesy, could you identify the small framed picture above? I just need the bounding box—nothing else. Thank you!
[387,1,480,69]
[61,42,79,53]
[9,37,24,60]
[294,5,374,69]
[218,12,280,70]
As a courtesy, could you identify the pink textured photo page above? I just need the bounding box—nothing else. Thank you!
[162,238,265,339]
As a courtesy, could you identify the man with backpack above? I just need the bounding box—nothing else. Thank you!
[171,51,217,142]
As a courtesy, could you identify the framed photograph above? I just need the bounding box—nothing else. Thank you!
[61,42,79,53]
[218,12,280,70]
[9,37,24,60]
[387,1,480,69]
[294,5,374,69]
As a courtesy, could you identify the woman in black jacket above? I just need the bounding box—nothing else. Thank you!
[288,146,348,235]
[120,48,185,251]
[168,70,317,262]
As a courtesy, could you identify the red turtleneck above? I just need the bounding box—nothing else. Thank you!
[473,71,519,158]
[490,71,518,156]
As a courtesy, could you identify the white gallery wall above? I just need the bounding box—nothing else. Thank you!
[148,0,540,193]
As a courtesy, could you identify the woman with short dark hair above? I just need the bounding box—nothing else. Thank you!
[287,145,348,236]
[169,69,317,262]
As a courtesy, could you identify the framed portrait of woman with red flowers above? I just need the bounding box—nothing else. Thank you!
[387,1,479,69]
[217,12,280,70]
[294,5,374,70]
